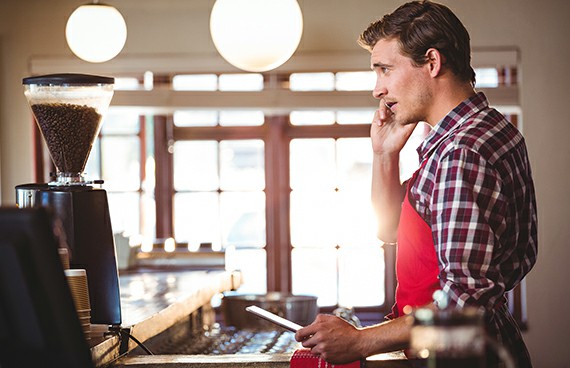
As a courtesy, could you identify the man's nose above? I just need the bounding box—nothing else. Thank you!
[372,82,386,100]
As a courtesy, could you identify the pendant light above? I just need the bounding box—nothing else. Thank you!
[210,0,303,72]
[65,1,127,63]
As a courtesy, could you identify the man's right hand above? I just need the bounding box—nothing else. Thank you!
[370,99,418,156]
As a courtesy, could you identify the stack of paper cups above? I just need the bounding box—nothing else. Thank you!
[58,248,70,270]
[64,269,91,339]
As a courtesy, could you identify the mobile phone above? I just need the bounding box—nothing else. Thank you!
[245,305,304,332]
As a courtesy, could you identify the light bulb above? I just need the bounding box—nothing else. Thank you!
[210,0,303,72]
[66,4,127,63]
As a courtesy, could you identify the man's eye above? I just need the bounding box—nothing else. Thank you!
[382,67,389,74]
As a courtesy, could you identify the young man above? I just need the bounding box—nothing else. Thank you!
[295,1,537,367]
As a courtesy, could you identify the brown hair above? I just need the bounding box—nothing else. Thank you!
[358,0,476,85]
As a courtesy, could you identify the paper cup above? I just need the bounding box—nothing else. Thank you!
[65,269,92,340]
[65,269,91,313]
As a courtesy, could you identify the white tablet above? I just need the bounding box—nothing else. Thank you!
[245,305,304,332]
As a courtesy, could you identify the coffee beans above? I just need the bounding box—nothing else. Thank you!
[31,103,102,174]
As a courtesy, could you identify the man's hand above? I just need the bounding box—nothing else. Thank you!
[295,313,415,364]
[371,99,418,156]
[295,314,363,364]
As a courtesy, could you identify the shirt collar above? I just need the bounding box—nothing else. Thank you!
[417,91,489,161]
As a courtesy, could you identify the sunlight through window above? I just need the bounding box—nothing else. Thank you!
[475,68,499,88]
[290,110,335,126]
[335,71,375,91]
[172,74,218,91]
[290,72,335,91]
[219,73,264,91]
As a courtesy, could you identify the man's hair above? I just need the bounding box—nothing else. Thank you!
[358,0,476,85]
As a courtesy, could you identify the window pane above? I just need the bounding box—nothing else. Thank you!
[219,73,264,91]
[114,77,141,91]
[474,68,499,88]
[336,138,372,191]
[292,248,337,306]
[221,192,265,249]
[173,141,219,191]
[174,192,220,248]
[220,140,265,191]
[289,72,335,91]
[108,192,140,236]
[174,110,218,127]
[290,111,335,126]
[338,246,385,307]
[335,71,375,91]
[102,109,140,134]
[141,189,156,240]
[101,136,140,191]
[290,190,337,248]
[219,110,264,126]
[336,110,374,125]
[226,247,267,294]
[172,74,217,91]
[336,190,378,247]
[290,138,336,189]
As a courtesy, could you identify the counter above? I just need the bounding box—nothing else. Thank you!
[112,352,412,368]
[92,268,411,368]
[89,269,242,366]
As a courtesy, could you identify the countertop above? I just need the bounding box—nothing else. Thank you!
[93,268,411,368]
[89,269,243,367]
[112,352,412,368]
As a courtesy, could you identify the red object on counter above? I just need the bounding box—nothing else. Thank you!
[290,349,361,368]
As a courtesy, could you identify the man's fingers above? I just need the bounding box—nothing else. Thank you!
[375,99,394,126]
[372,109,383,127]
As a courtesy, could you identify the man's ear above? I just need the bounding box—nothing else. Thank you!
[426,48,445,77]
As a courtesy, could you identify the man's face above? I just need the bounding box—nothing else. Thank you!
[370,38,432,126]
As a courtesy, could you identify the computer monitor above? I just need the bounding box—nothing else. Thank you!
[0,207,94,368]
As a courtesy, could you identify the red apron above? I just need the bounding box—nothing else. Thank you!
[392,166,440,317]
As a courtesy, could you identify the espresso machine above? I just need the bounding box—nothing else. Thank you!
[16,73,121,326]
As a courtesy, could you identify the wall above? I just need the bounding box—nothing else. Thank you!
[1,0,569,366]
[0,1,8,193]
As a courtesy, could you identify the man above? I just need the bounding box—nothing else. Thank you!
[295,1,538,367]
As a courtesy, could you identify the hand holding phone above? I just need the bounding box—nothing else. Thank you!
[245,305,304,332]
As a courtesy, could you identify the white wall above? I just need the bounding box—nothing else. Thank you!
[1,0,569,366]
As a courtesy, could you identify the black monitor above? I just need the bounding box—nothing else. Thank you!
[0,207,94,368]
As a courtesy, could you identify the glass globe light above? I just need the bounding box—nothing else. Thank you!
[210,0,303,72]
[66,3,127,63]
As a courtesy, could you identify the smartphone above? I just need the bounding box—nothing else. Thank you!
[245,305,304,332]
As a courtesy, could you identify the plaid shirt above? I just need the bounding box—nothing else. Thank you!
[410,92,538,366]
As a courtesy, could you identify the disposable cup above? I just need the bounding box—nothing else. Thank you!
[65,269,91,311]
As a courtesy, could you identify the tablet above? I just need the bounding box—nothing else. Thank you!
[245,305,304,332]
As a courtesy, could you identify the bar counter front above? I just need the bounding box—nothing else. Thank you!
[92,268,410,368]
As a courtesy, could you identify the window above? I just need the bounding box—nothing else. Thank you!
[84,109,152,239]
[290,137,383,306]
[104,71,385,311]
[33,50,523,324]
[173,137,267,293]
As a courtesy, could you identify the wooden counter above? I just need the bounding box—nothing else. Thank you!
[94,268,411,368]
[89,269,243,367]
[112,352,412,368]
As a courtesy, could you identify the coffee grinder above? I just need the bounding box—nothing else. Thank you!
[16,74,121,326]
